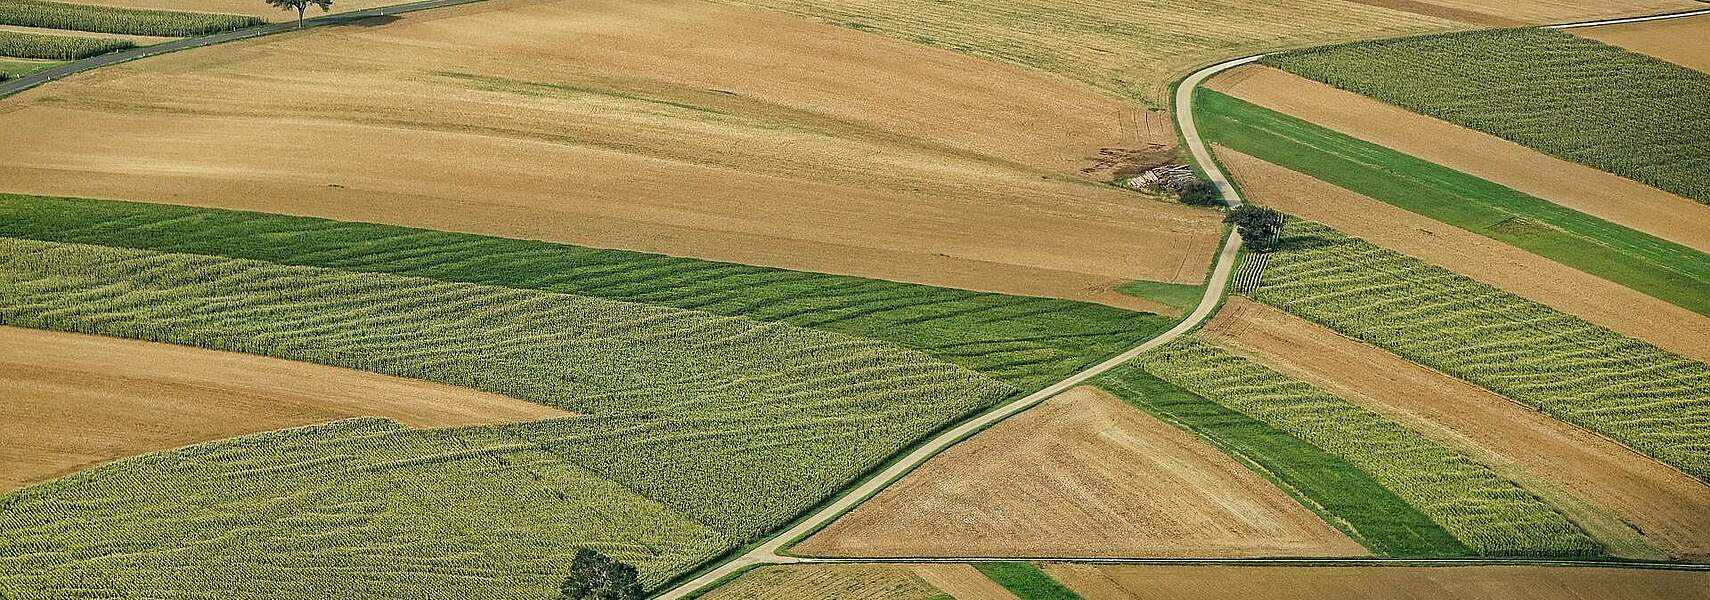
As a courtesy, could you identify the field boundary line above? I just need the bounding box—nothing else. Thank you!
[1545,7,1710,30]
[801,556,1710,572]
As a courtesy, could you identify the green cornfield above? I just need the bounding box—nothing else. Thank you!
[1266,28,1710,204]
[1132,337,1599,556]
[0,0,262,36]
[1254,219,1710,482]
[0,29,130,59]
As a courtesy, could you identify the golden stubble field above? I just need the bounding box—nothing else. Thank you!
[795,386,1365,558]
[1044,564,1710,600]
[701,564,1018,600]
[1573,13,1710,73]
[1340,0,1700,26]
[0,0,1226,309]
[0,326,569,492]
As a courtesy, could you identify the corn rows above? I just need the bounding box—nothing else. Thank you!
[0,29,130,59]
[0,0,262,37]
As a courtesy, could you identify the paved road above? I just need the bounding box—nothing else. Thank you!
[0,0,487,99]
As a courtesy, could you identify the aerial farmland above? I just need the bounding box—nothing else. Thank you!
[1,0,1708,599]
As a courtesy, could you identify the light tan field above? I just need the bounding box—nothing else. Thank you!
[710,0,1462,107]
[795,386,1364,558]
[0,326,568,492]
[1341,0,1699,24]
[1214,147,1710,363]
[0,24,176,44]
[700,564,1017,600]
[1201,299,1710,560]
[1208,65,1710,253]
[78,0,405,20]
[1575,14,1710,72]
[1044,564,1710,600]
[0,0,1224,308]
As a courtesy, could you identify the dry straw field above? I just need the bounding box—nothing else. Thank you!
[1044,564,1710,600]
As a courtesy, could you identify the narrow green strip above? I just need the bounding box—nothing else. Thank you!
[973,563,1082,600]
[1195,88,1710,317]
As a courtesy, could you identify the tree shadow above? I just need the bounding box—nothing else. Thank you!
[326,14,402,28]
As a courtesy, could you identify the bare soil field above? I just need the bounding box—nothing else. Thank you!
[1341,0,1699,24]
[1208,65,1710,253]
[1043,564,1710,600]
[77,0,405,20]
[1214,147,1710,362]
[794,386,1364,558]
[1574,14,1710,73]
[700,564,1016,600]
[709,0,1463,107]
[1200,299,1710,560]
[0,326,568,492]
[0,0,1223,307]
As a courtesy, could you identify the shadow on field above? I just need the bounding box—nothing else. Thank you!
[327,14,402,28]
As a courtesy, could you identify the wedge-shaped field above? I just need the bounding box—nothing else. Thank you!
[709,0,1461,106]
[1130,338,1596,556]
[0,326,569,492]
[1574,14,1710,73]
[1266,28,1710,204]
[1255,220,1710,483]
[1045,564,1710,600]
[0,236,1013,556]
[1195,89,1710,317]
[0,195,1174,392]
[0,419,731,597]
[0,0,1224,306]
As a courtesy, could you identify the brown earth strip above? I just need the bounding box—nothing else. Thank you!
[1338,0,1525,26]
[0,0,1221,308]
[794,386,1365,558]
[1207,65,1710,253]
[698,564,951,600]
[907,566,1019,600]
[1043,564,1710,600]
[1345,0,1699,24]
[1213,147,1710,363]
[0,326,569,492]
[1200,298,1710,560]
[1573,14,1710,73]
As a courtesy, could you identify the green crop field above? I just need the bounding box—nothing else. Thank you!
[0,194,1172,393]
[0,419,732,598]
[0,29,130,59]
[0,0,261,36]
[1266,28,1710,204]
[1255,219,1710,483]
[1096,366,1466,556]
[1130,338,1598,556]
[1196,89,1710,317]
[973,563,1082,600]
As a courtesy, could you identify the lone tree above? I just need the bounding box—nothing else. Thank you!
[560,549,643,600]
[1225,205,1284,252]
[267,0,331,29]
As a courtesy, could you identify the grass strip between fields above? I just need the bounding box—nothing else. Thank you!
[1095,366,1466,557]
[1265,28,1710,205]
[0,0,260,36]
[0,28,130,59]
[974,562,1083,600]
[1126,337,1599,556]
[1255,219,1710,484]
[0,194,1173,393]
[1195,89,1710,317]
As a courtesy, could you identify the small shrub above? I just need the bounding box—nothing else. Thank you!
[1224,204,1283,251]
[1177,178,1222,206]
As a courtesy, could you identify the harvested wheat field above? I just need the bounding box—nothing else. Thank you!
[1043,564,1710,600]
[795,386,1364,558]
[1214,147,1710,362]
[700,564,1016,600]
[0,0,1225,308]
[1200,298,1710,560]
[77,0,406,19]
[0,326,568,492]
[1342,0,1698,25]
[1207,64,1710,253]
[1574,14,1710,73]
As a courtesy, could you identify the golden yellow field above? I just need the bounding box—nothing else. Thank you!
[1574,14,1710,73]
[700,564,1016,600]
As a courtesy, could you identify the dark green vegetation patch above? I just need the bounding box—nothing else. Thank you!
[0,29,130,59]
[0,0,262,36]
[1195,89,1710,316]
[1265,28,1710,204]
[973,563,1083,600]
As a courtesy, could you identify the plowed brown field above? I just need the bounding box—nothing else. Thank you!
[1207,65,1710,253]
[1574,14,1710,73]
[1201,299,1710,560]
[794,386,1363,558]
[1214,147,1710,362]
[1044,564,1710,600]
[1343,0,1699,24]
[0,326,568,492]
[0,0,1223,308]
[700,564,1016,600]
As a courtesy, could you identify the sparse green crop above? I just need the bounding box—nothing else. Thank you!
[1266,28,1710,204]
[0,29,130,59]
[0,0,262,36]
[1254,219,1710,483]
[1130,337,1598,556]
